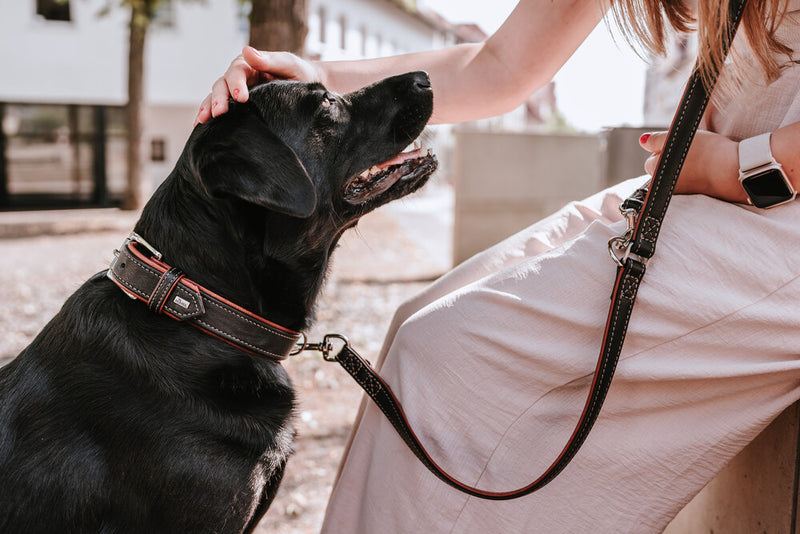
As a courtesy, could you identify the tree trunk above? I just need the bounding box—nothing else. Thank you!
[248,0,308,54]
[124,0,150,211]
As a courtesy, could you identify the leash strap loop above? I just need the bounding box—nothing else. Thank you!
[148,267,185,314]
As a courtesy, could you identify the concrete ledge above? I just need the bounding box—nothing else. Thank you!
[452,130,606,264]
[664,402,800,533]
[450,127,652,265]
[0,209,139,239]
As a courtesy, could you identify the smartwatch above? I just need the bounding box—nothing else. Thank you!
[738,132,796,208]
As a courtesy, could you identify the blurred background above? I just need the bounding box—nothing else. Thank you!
[0,0,696,532]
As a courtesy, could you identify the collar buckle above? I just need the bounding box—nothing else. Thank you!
[123,232,162,261]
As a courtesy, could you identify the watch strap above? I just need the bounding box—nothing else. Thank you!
[738,132,775,173]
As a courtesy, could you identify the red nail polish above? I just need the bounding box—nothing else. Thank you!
[640,133,650,144]
[212,101,218,108]
[233,89,240,99]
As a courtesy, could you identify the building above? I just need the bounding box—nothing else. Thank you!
[0,0,501,209]
[642,31,696,127]
[0,0,247,207]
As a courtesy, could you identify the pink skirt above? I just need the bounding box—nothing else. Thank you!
[321,177,800,533]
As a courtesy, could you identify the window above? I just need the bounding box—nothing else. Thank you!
[2,103,127,207]
[36,0,71,22]
[339,15,347,50]
[151,0,175,29]
[360,25,368,57]
[150,138,166,162]
[319,7,327,44]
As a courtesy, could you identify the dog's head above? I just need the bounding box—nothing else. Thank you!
[187,71,437,228]
[152,71,437,326]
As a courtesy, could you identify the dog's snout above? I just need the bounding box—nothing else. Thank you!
[411,71,432,91]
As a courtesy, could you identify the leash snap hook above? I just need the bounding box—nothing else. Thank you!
[608,201,642,267]
[293,333,350,361]
[321,333,350,362]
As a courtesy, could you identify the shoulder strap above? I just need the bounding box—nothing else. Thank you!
[323,0,747,499]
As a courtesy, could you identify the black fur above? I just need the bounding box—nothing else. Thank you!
[0,72,435,533]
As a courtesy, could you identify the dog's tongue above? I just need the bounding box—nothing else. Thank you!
[377,148,425,169]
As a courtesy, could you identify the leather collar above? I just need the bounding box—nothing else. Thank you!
[106,233,301,361]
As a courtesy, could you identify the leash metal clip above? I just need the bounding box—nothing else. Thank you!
[608,202,647,268]
[292,333,350,361]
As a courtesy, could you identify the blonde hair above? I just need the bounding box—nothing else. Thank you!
[608,0,793,88]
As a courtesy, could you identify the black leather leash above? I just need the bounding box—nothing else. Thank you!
[302,0,747,500]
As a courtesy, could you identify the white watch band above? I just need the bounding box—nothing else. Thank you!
[738,132,776,173]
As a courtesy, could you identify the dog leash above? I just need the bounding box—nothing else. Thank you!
[302,0,747,499]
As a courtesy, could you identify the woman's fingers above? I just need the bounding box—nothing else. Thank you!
[224,53,257,104]
[644,152,661,176]
[194,47,322,126]
[209,76,234,118]
[640,131,667,176]
[242,47,322,82]
[194,93,213,127]
[639,131,667,153]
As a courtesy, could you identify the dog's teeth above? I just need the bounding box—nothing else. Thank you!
[413,139,421,150]
[370,166,381,174]
[359,169,370,179]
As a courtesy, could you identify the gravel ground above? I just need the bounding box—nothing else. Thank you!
[0,206,442,533]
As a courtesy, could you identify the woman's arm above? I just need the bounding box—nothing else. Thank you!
[640,121,800,204]
[196,0,604,125]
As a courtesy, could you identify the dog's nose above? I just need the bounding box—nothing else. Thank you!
[411,71,432,91]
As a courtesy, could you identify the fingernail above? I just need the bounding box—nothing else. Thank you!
[247,46,261,56]
[639,133,650,144]
[233,89,240,99]
[212,101,218,109]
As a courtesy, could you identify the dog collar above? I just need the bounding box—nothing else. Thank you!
[106,232,301,361]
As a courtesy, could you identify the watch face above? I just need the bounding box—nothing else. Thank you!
[741,168,796,208]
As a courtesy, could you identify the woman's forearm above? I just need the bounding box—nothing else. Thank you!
[318,44,484,124]
[319,0,604,125]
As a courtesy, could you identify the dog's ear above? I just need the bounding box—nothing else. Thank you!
[194,118,317,218]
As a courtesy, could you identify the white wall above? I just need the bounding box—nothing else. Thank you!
[307,0,448,61]
[0,0,128,105]
[0,0,246,106]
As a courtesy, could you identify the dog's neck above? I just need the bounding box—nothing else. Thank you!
[132,172,331,333]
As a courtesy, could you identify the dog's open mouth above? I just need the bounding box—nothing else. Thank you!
[343,140,437,204]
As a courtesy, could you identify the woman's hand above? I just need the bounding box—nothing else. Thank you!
[194,46,323,125]
[639,130,748,204]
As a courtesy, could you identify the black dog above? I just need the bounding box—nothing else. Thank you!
[0,71,436,533]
